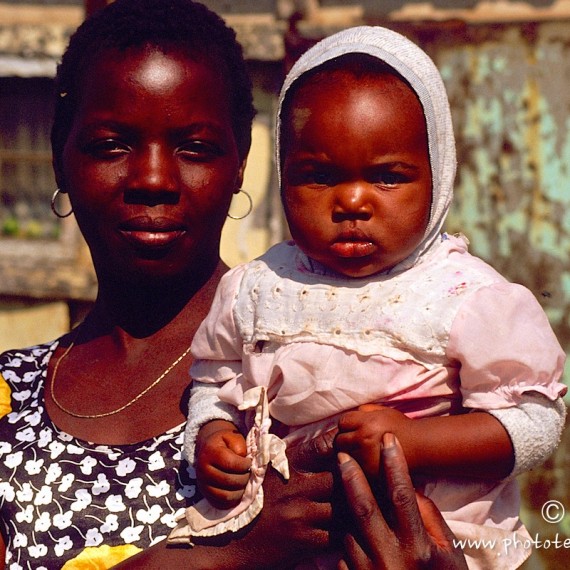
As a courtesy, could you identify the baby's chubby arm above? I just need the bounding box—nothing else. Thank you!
[195,419,252,508]
[335,404,514,480]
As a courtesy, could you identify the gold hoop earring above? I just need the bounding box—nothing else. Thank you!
[51,189,73,218]
[227,189,253,220]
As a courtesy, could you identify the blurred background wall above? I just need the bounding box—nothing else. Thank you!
[1,2,570,567]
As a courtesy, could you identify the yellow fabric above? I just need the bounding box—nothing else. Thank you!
[61,545,142,569]
[0,373,12,419]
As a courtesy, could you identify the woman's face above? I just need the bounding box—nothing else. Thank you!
[57,46,246,284]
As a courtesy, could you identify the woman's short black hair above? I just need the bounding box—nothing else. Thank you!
[51,0,255,164]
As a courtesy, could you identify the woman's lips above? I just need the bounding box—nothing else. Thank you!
[121,229,185,249]
[118,217,185,249]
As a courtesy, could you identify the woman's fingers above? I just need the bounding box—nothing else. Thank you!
[341,533,373,570]
[416,493,459,548]
[338,451,396,568]
[337,434,468,570]
[382,434,468,570]
[338,451,389,534]
[381,433,429,547]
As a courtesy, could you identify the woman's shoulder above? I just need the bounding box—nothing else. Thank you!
[0,341,56,419]
[0,341,56,380]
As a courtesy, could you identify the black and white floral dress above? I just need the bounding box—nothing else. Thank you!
[0,342,197,569]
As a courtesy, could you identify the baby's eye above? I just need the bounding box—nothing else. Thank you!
[283,161,337,187]
[373,171,407,187]
[84,139,129,159]
[302,167,338,186]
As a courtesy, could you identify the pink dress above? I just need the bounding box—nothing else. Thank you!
[174,235,566,569]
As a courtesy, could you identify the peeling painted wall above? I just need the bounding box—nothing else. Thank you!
[409,23,570,387]
[410,27,570,566]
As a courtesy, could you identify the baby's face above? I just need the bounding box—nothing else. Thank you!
[281,70,432,278]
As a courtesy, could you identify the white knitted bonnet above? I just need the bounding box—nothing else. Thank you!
[276,26,457,272]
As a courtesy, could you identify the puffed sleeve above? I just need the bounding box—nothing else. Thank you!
[190,263,247,382]
[447,282,567,409]
[184,265,248,464]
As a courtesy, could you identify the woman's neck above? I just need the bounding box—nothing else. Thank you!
[45,259,229,445]
[90,259,228,339]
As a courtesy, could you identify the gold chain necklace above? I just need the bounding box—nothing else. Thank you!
[50,331,192,419]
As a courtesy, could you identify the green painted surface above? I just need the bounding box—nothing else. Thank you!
[425,24,570,380]
[418,24,570,568]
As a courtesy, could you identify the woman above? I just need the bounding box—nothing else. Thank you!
[0,1,325,566]
[0,1,466,567]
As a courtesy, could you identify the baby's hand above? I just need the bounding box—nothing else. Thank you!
[335,404,413,480]
[195,420,252,509]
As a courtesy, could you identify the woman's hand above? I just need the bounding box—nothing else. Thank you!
[337,433,468,570]
[195,420,251,508]
[241,429,337,567]
[113,430,336,569]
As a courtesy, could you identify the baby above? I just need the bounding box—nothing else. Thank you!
[169,26,566,569]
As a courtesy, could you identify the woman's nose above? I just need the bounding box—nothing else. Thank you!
[127,145,178,201]
[332,182,373,221]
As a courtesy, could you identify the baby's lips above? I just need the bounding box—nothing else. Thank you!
[330,240,376,258]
